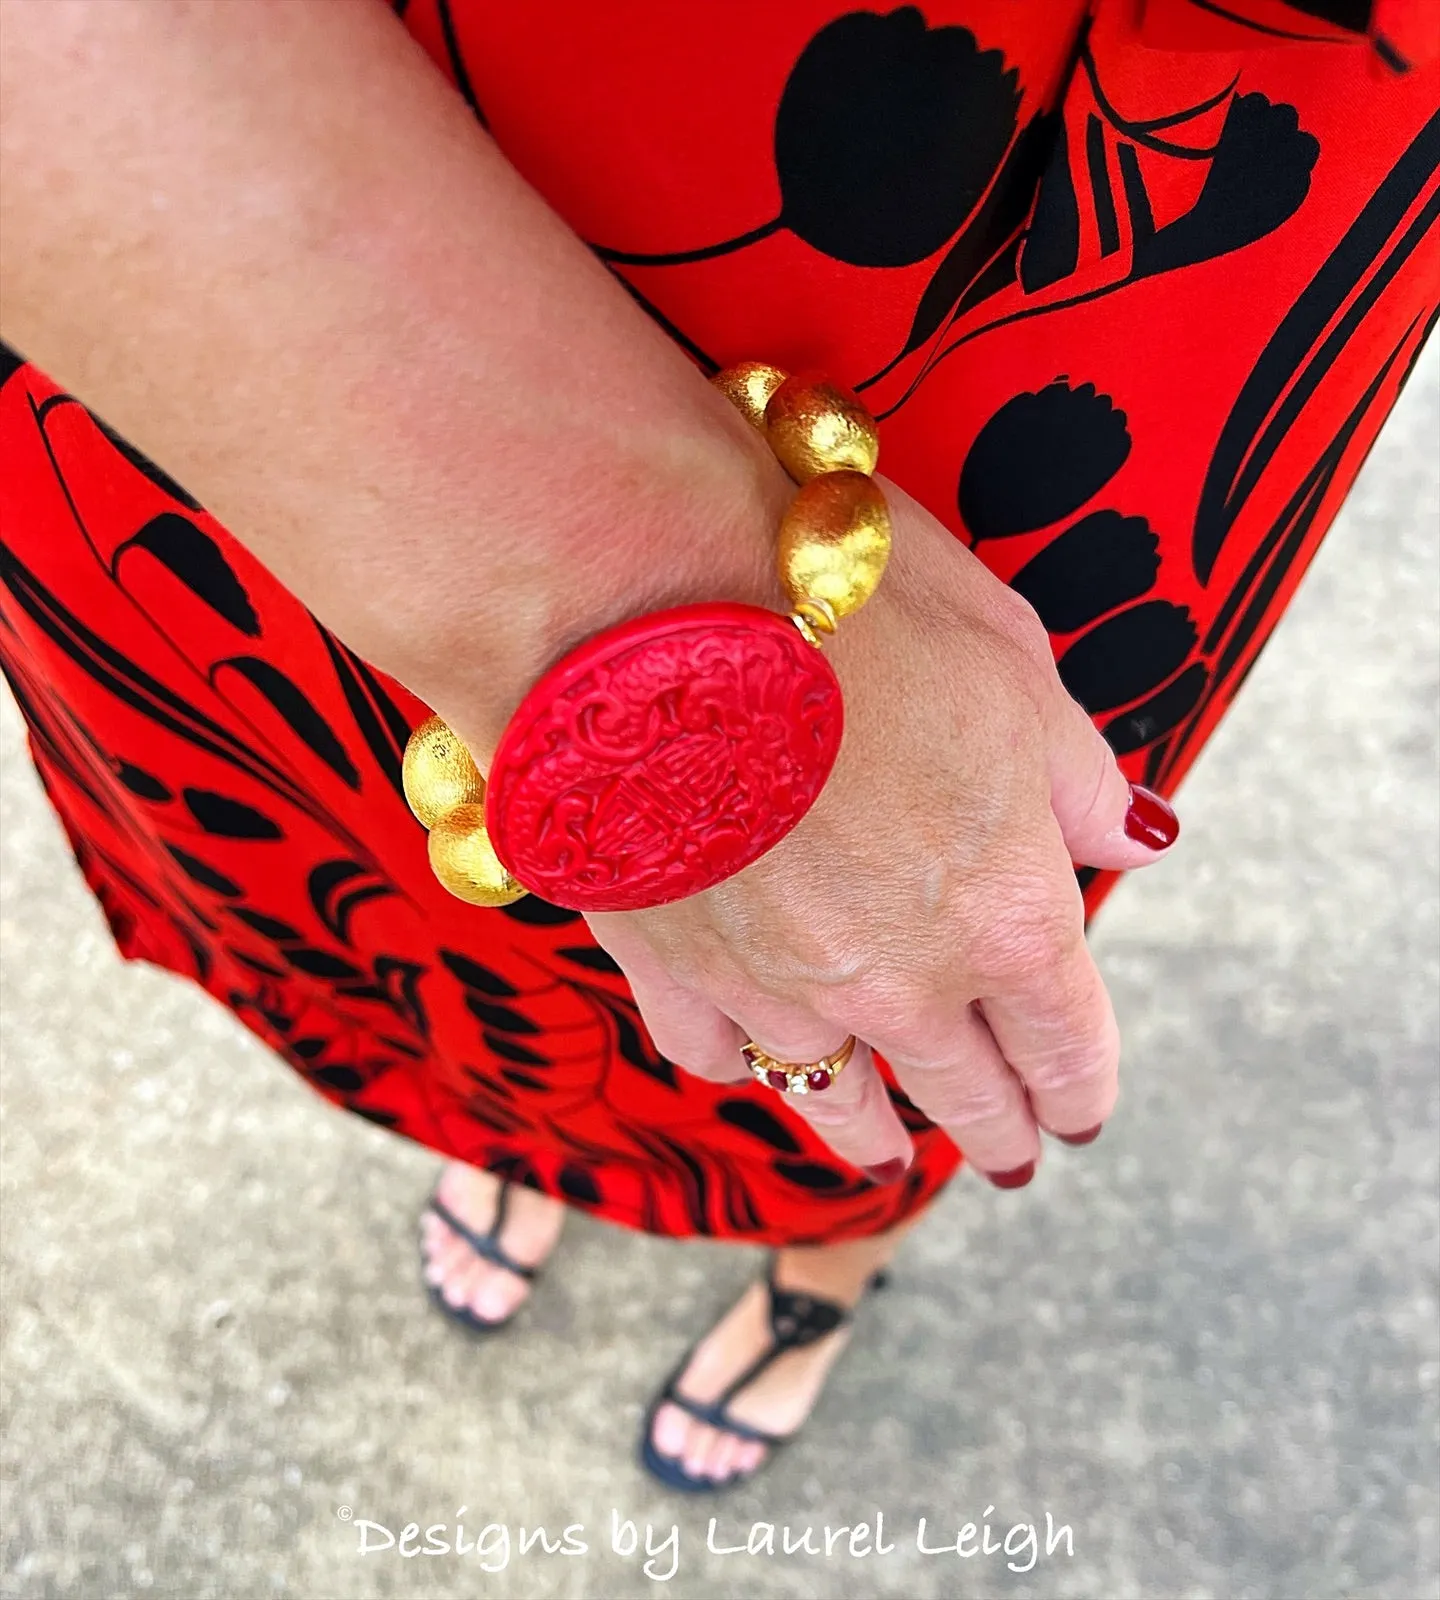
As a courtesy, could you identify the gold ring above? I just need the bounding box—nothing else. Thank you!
[742,1035,856,1096]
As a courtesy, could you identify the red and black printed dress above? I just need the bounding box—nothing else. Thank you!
[1,1,1436,1244]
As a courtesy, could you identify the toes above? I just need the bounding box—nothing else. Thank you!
[422,1227,468,1287]
[420,1229,452,1284]
[418,1211,450,1267]
[429,1230,532,1326]
[711,1432,766,1484]
[648,1390,767,1485]
[651,1402,689,1460]
[707,1431,741,1483]
[440,1257,484,1310]
[421,1167,576,1345]
[682,1421,717,1483]
[471,1263,527,1324]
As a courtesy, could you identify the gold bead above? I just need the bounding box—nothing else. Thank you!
[764,373,880,482]
[711,361,789,430]
[778,470,891,622]
[427,803,528,907]
[402,715,483,827]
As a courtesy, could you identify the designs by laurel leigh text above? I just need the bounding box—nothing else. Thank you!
[338,1506,1076,1579]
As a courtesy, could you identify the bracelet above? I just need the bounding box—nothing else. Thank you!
[401,364,890,913]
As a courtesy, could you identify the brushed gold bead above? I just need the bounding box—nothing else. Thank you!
[778,470,891,621]
[403,715,483,828]
[427,803,528,907]
[711,361,790,430]
[764,373,880,482]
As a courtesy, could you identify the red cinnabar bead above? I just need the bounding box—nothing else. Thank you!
[485,603,843,912]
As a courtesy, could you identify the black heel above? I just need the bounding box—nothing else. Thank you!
[421,1181,539,1335]
[639,1259,889,1493]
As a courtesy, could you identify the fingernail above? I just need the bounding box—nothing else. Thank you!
[863,1158,909,1186]
[1057,1124,1103,1146]
[1124,784,1180,851]
[983,1160,1036,1190]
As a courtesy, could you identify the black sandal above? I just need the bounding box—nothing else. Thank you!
[422,1182,540,1335]
[639,1260,888,1492]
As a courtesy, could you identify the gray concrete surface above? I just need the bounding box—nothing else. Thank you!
[2,345,1437,1600]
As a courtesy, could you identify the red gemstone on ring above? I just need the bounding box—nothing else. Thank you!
[484,603,844,913]
[806,1069,832,1091]
[765,1068,791,1092]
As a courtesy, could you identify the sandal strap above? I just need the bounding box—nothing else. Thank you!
[762,1264,852,1350]
[428,1187,538,1283]
[656,1382,788,1448]
[706,1263,861,1422]
[650,1264,890,1470]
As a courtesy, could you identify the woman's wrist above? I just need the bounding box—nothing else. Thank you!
[396,407,794,760]
[405,366,894,913]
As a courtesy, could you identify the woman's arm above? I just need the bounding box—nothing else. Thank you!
[1,0,1176,1184]
[0,0,784,756]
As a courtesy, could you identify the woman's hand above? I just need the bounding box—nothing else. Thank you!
[588,480,1178,1185]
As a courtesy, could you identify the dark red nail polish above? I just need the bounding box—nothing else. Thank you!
[1057,1124,1103,1146]
[984,1160,1036,1190]
[863,1158,909,1186]
[1124,784,1179,851]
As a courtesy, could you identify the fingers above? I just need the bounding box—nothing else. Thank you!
[871,1003,1042,1183]
[845,823,1113,1178]
[978,937,1121,1143]
[726,995,914,1181]
[959,826,1120,1146]
[1036,669,1180,871]
[590,914,915,1181]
